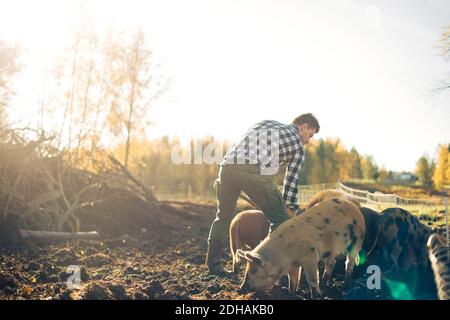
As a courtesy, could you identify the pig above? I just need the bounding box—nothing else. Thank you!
[237,198,365,298]
[229,210,270,273]
[366,207,436,271]
[358,207,380,260]
[427,233,450,300]
[299,189,360,213]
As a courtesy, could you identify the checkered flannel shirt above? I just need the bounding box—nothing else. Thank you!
[221,120,305,211]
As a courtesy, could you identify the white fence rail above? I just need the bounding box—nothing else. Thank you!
[337,181,444,207]
[297,182,340,204]
[297,181,444,207]
[156,181,446,208]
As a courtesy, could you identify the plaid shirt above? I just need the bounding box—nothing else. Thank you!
[222,120,305,210]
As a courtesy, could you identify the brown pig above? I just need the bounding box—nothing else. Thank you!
[229,210,270,273]
[237,198,365,298]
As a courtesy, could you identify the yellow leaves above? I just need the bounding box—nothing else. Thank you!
[433,144,450,190]
[439,25,450,57]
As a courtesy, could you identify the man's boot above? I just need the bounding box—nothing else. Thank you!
[205,240,226,275]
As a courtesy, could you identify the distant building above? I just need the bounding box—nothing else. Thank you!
[388,171,418,184]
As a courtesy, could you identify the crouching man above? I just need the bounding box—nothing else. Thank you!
[205,113,320,275]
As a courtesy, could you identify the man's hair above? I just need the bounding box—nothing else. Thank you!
[292,113,320,133]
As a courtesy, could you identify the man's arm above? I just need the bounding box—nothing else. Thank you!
[282,149,305,215]
[286,207,297,218]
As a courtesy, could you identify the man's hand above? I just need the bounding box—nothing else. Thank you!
[286,207,297,218]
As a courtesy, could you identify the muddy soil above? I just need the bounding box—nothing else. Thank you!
[0,202,440,300]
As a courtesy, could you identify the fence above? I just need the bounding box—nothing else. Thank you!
[297,182,340,203]
[155,181,447,210]
[336,181,444,207]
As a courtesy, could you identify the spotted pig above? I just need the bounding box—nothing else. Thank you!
[427,233,450,300]
[229,210,270,273]
[237,198,365,298]
[367,207,434,271]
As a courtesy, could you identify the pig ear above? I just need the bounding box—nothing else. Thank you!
[236,249,247,259]
[237,250,266,266]
[245,252,266,266]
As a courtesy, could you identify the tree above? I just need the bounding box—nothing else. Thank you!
[441,25,450,58]
[103,28,169,168]
[415,155,435,187]
[433,144,450,189]
[335,140,352,180]
[50,1,106,161]
[298,148,315,184]
[297,139,380,184]
[47,2,168,169]
[362,155,378,181]
[349,147,363,179]
[435,25,450,93]
[378,166,389,183]
[0,40,21,127]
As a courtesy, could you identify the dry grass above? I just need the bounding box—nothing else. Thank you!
[0,127,159,240]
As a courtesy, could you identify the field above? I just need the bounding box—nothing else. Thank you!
[0,196,445,300]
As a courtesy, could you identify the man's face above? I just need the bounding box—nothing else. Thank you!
[298,124,316,145]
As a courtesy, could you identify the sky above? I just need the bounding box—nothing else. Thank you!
[1,0,449,172]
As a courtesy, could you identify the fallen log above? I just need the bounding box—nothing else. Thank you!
[19,229,100,240]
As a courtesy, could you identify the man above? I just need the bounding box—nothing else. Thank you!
[205,113,320,274]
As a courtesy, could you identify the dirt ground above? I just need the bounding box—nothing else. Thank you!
[0,200,440,300]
